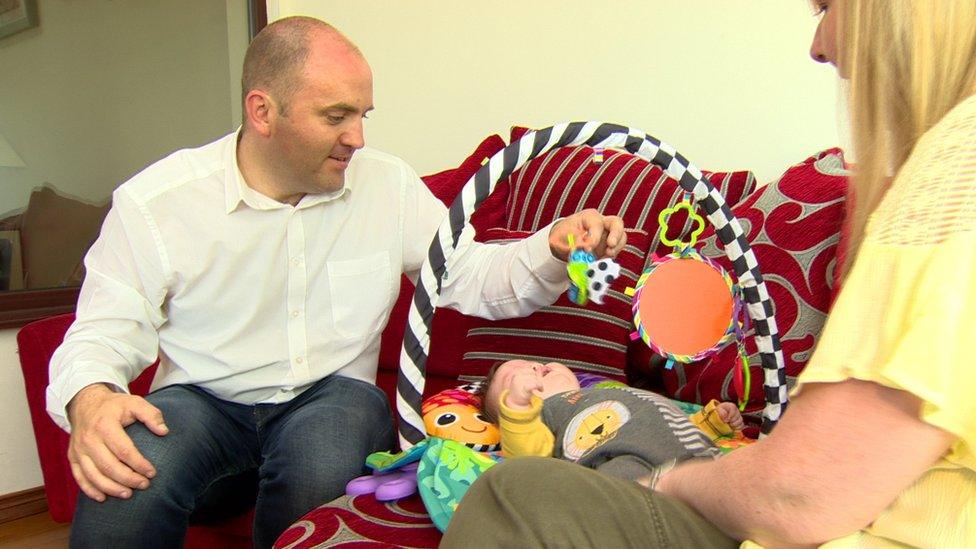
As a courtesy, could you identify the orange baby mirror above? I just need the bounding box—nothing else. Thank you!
[637,257,733,356]
[627,198,750,406]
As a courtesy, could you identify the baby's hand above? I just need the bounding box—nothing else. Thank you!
[716,402,745,431]
[505,371,543,410]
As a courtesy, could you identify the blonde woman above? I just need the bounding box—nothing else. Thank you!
[443,1,976,546]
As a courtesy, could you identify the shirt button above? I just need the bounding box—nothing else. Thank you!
[291,310,300,318]
[292,256,303,266]
[295,357,304,364]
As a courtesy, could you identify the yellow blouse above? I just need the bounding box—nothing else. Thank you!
[793,93,976,547]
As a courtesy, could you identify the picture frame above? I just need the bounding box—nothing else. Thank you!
[0,230,24,291]
[0,0,38,41]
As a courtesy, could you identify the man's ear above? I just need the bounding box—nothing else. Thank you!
[243,89,276,137]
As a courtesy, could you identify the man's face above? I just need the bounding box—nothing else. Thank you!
[269,36,373,197]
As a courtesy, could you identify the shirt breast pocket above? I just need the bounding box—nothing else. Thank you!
[328,252,394,339]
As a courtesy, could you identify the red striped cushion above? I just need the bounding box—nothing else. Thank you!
[506,126,756,257]
[460,228,652,382]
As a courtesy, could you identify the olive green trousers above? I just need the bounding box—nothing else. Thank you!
[441,457,738,549]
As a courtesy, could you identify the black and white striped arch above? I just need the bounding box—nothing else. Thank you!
[397,122,788,447]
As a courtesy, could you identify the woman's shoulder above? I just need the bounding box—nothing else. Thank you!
[870,94,976,245]
[915,92,976,163]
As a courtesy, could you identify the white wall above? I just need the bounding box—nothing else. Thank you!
[273,1,842,183]
[0,329,42,495]
[0,1,249,497]
[226,0,249,129]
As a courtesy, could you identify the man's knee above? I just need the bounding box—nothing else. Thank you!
[264,429,384,503]
[273,378,395,468]
[122,389,219,475]
[74,386,250,532]
[76,418,202,523]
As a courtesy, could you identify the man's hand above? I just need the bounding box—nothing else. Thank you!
[549,209,626,261]
[505,371,543,410]
[66,383,169,502]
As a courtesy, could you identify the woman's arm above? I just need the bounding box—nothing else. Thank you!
[655,378,954,546]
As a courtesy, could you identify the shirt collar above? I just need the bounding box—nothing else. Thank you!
[223,129,354,214]
[223,129,264,213]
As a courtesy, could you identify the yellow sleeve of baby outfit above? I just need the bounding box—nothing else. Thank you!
[498,392,555,457]
[688,399,735,441]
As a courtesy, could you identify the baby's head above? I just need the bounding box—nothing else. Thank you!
[480,359,581,422]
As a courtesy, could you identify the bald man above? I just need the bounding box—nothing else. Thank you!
[49,16,626,547]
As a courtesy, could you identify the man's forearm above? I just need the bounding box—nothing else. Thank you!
[440,224,566,319]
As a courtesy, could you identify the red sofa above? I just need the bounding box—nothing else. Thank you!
[17,131,848,547]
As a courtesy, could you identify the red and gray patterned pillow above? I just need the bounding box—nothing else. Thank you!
[632,148,848,430]
[505,126,758,256]
[459,228,652,382]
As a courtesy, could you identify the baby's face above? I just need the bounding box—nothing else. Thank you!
[487,360,581,410]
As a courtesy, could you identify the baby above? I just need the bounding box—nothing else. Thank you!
[480,359,744,484]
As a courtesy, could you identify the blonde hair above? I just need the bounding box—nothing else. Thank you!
[840,0,976,274]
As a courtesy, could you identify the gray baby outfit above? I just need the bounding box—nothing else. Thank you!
[541,386,722,480]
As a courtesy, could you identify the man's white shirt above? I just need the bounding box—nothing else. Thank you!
[47,131,567,430]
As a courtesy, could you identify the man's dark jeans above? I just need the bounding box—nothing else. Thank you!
[70,375,395,548]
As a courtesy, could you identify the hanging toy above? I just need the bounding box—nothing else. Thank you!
[566,233,621,306]
[626,195,752,409]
